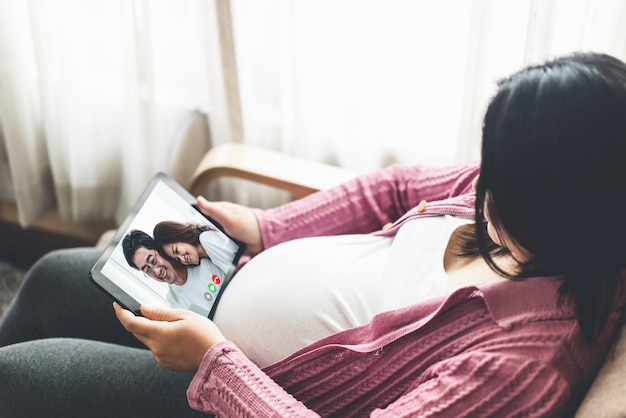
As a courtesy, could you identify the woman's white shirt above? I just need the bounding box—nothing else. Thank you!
[213,215,473,367]
[199,230,239,273]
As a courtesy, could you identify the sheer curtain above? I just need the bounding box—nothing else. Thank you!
[230,0,626,174]
[0,0,230,226]
[3,1,626,226]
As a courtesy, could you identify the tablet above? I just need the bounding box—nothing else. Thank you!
[89,172,246,319]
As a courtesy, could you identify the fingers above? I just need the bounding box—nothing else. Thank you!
[114,303,162,339]
[114,303,167,350]
[195,195,211,212]
[114,302,151,334]
[115,303,190,334]
[139,305,185,322]
[113,302,135,323]
[196,196,225,219]
[196,197,242,224]
[113,302,225,372]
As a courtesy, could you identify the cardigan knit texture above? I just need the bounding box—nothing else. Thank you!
[186,162,623,417]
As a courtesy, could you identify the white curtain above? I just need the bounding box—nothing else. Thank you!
[3,0,626,225]
[230,0,626,173]
[0,0,230,226]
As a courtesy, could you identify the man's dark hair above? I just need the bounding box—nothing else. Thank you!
[122,229,157,270]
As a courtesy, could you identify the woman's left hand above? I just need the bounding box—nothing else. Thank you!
[114,302,226,372]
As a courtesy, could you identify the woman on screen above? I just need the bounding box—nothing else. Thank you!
[154,221,238,274]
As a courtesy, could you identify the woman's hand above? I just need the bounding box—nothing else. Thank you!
[195,196,264,256]
[114,303,226,373]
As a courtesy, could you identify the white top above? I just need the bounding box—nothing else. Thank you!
[213,215,473,367]
[199,230,239,273]
[167,258,228,317]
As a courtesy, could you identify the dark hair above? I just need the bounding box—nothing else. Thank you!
[122,229,157,270]
[475,52,626,342]
[153,221,213,247]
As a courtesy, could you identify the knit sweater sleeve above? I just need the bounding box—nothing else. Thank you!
[253,162,479,249]
[187,342,571,417]
[187,341,320,418]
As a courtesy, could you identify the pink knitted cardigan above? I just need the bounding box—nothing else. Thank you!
[187,162,623,417]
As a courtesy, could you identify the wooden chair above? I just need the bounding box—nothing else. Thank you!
[187,142,357,200]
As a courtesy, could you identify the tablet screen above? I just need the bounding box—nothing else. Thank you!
[89,172,245,319]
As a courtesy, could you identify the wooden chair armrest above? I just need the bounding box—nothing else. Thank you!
[97,144,355,249]
[188,143,357,199]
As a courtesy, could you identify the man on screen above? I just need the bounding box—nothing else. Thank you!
[122,229,226,317]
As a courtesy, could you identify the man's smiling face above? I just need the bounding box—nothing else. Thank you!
[132,246,185,285]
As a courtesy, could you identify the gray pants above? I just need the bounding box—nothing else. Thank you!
[0,248,207,418]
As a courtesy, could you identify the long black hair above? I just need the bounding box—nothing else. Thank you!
[475,52,626,342]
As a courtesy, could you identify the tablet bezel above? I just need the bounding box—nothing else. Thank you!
[89,172,245,318]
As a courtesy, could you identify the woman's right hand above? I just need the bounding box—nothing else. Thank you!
[195,196,264,257]
[115,302,226,373]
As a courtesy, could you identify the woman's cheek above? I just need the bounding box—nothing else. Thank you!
[486,222,502,247]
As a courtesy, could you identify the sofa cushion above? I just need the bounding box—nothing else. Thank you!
[575,318,626,417]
